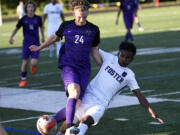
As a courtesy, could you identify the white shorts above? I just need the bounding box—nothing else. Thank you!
[48,25,60,37]
[74,93,106,125]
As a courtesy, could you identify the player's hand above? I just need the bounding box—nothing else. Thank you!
[41,37,45,43]
[152,114,164,124]
[29,45,40,52]
[9,38,14,44]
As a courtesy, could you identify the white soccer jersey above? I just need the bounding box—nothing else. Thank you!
[85,50,140,107]
[44,3,63,33]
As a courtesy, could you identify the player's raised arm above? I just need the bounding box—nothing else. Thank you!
[29,34,60,52]
[133,89,164,124]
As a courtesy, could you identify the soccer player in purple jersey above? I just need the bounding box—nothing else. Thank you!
[9,0,45,87]
[116,0,136,42]
[29,0,101,134]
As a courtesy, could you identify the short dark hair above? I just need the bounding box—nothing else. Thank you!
[119,42,136,56]
[24,0,36,14]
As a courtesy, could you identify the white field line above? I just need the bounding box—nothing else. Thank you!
[32,84,62,89]
[111,47,180,55]
[124,90,155,95]
[1,56,179,84]
[114,118,128,121]
[132,58,179,66]
[4,72,57,81]
[0,60,56,70]
[149,91,180,97]
[148,122,162,125]
[1,47,180,70]
[0,116,40,124]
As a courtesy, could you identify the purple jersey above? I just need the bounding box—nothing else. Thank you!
[56,20,100,70]
[121,0,136,28]
[16,15,42,46]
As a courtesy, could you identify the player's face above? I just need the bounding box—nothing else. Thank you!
[73,8,89,26]
[118,50,134,67]
[51,0,56,4]
[26,4,35,14]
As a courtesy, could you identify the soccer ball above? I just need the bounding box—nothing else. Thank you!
[36,115,57,135]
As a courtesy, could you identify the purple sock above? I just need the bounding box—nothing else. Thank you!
[125,33,129,41]
[54,107,66,123]
[129,32,134,41]
[66,98,77,125]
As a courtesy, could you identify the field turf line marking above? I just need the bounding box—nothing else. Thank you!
[0,116,40,124]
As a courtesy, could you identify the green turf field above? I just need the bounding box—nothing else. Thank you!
[0,6,180,135]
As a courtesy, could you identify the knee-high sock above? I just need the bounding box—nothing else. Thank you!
[125,32,129,41]
[128,32,134,41]
[56,41,62,58]
[21,71,27,80]
[54,107,66,123]
[77,123,88,135]
[66,98,77,125]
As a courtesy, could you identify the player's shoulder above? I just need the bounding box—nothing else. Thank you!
[126,67,135,76]
[18,15,27,22]
[61,20,74,26]
[86,21,99,29]
[56,3,63,7]
[45,3,51,7]
[34,14,41,18]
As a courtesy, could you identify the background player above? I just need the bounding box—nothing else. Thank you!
[43,0,65,58]
[116,0,136,42]
[56,42,164,135]
[16,1,25,19]
[134,0,144,32]
[9,0,44,87]
[30,0,101,134]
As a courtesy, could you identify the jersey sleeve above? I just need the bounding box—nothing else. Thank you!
[55,21,66,40]
[38,16,43,27]
[44,5,48,14]
[127,70,140,91]
[99,49,114,62]
[92,26,100,47]
[16,17,23,29]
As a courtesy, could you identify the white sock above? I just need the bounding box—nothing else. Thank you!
[78,123,88,135]
[56,42,62,58]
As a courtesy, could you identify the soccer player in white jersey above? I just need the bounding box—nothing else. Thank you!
[56,42,164,135]
[43,0,65,58]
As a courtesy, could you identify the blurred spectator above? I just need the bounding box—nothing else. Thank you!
[17,1,25,19]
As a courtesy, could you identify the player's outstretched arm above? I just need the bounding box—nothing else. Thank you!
[133,89,164,124]
[9,28,18,44]
[29,34,59,52]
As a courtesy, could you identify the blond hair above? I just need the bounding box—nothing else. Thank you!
[71,0,90,10]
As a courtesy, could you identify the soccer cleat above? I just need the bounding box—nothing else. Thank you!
[19,80,27,87]
[138,27,144,32]
[30,65,36,74]
[65,126,80,135]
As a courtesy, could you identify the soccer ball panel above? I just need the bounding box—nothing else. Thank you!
[37,115,57,135]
